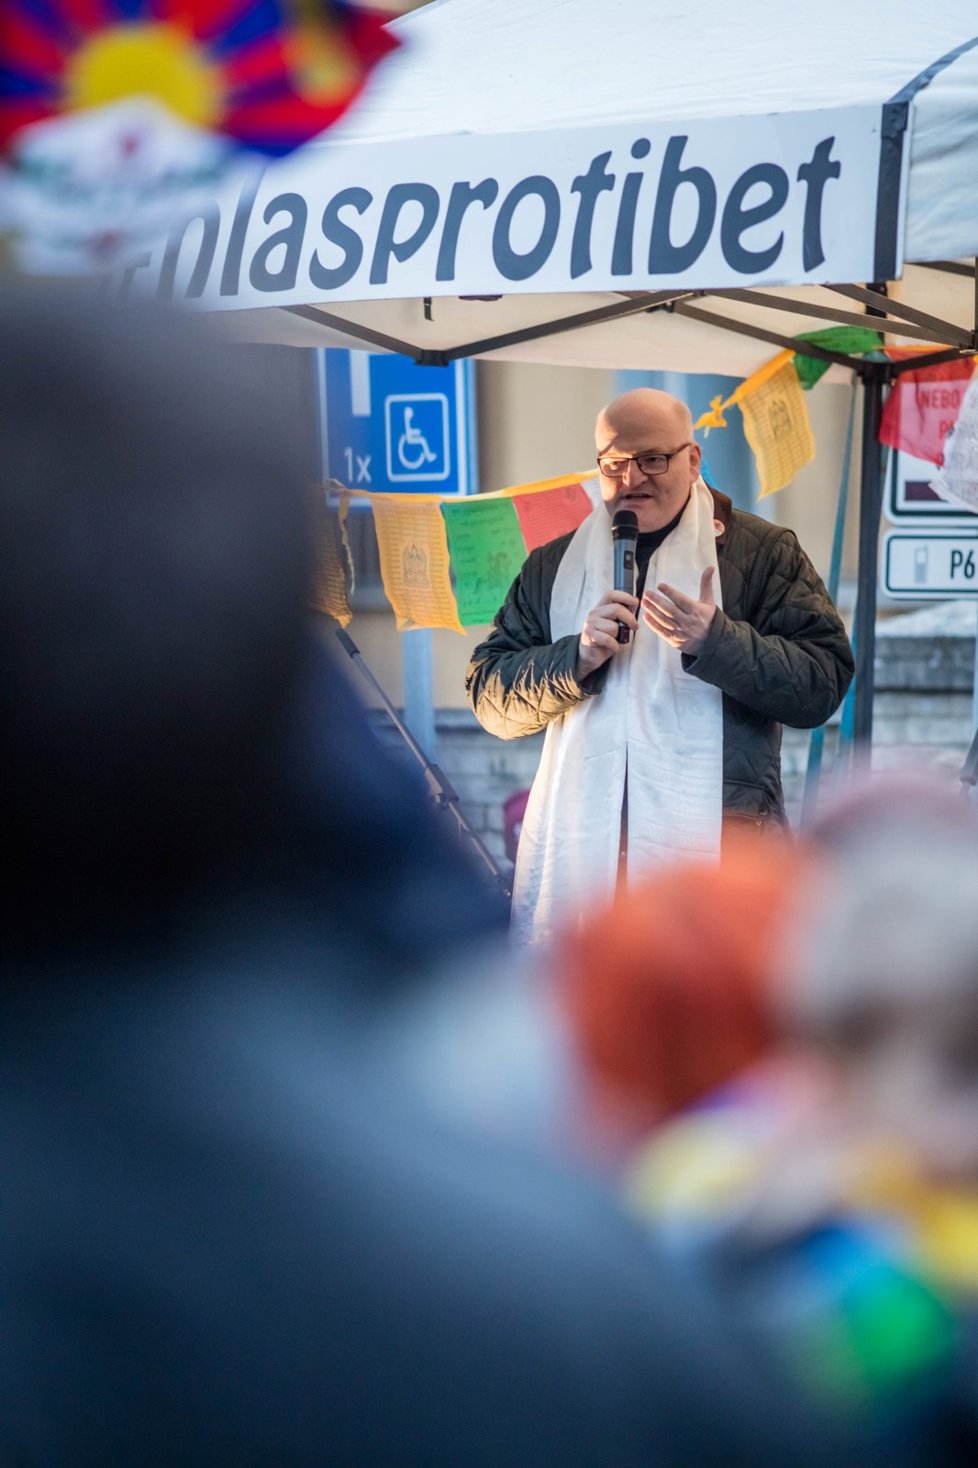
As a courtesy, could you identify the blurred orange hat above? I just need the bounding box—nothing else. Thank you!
[558,838,802,1128]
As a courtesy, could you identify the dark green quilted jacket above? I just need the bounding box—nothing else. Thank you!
[465,489,854,823]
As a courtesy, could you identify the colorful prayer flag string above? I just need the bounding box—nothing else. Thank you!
[320,473,597,631]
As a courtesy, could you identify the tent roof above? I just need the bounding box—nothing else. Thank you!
[333,0,977,144]
[209,0,978,374]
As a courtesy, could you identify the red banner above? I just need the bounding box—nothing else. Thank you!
[879,355,975,465]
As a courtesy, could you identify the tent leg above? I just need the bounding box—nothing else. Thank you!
[852,370,886,745]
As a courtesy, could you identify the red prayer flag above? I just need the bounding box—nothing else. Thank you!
[878,355,976,466]
[511,481,593,552]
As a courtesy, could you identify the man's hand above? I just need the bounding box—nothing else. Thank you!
[576,589,639,680]
[642,568,716,656]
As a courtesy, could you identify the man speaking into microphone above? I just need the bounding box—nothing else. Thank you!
[465,389,853,944]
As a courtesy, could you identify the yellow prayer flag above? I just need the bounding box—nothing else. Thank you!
[735,354,815,498]
[311,492,353,626]
[693,394,729,433]
[372,496,464,633]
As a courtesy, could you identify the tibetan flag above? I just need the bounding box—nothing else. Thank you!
[0,0,397,271]
[735,352,815,498]
[442,497,528,627]
[311,492,352,626]
[878,354,976,466]
[0,1,397,156]
[511,477,594,552]
[372,497,463,634]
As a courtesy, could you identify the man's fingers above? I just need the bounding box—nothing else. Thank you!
[596,603,638,630]
[607,608,640,631]
[642,589,675,615]
[584,616,630,647]
[641,593,677,623]
[643,610,680,640]
[604,589,640,610]
[641,573,714,654]
[655,582,695,612]
[642,610,682,646]
[643,603,677,631]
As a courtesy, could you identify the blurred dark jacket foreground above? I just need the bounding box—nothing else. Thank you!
[1,286,851,1466]
[7,936,846,1468]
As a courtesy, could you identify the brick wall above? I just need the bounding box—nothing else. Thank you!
[873,606,976,777]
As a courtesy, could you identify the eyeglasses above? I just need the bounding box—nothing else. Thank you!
[596,444,692,479]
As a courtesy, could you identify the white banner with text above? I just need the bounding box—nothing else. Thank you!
[112,104,907,310]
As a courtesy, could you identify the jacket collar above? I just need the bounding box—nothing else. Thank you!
[707,488,733,547]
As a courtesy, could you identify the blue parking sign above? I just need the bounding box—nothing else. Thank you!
[319,349,475,494]
[385,393,450,482]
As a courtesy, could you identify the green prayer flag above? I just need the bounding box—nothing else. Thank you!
[794,326,883,390]
[442,496,528,626]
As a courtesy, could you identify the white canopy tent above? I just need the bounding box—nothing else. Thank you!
[131,0,978,739]
[173,2,978,361]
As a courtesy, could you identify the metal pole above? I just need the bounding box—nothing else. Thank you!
[334,628,510,894]
[402,628,438,762]
[852,368,886,745]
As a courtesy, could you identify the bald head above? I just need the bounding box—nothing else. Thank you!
[594,389,701,532]
[595,389,693,450]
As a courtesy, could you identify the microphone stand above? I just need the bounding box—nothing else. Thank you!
[334,628,511,898]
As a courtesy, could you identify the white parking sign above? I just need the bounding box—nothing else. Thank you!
[882,530,978,600]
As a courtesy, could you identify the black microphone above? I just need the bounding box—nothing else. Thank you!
[611,509,639,644]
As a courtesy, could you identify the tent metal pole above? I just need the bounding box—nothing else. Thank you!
[852,366,886,744]
[827,283,976,346]
[673,301,862,368]
[919,261,976,279]
[440,289,697,361]
[889,345,974,375]
[286,304,425,359]
[706,287,971,347]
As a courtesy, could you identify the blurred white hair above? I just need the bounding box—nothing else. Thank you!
[783,775,978,1041]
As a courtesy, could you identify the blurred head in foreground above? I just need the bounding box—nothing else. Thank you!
[558,839,801,1150]
[0,284,312,944]
[0,283,506,969]
[785,775,978,1185]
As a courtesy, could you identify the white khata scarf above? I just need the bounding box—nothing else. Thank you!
[510,477,724,946]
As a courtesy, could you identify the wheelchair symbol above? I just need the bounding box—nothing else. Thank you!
[385,393,450,482]
[397,407,439,471]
